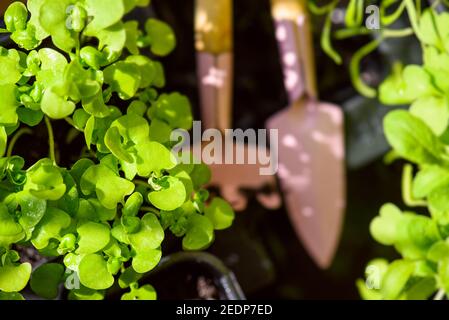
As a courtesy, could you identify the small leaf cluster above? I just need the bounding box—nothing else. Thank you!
[0,0,235,300]
[355,6,449,300]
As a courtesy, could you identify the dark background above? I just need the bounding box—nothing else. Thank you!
[0,0,420,299]
[150,0,410,299]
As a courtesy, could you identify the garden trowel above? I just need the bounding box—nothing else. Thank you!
[194,0,280,212]
[267,0,346,269]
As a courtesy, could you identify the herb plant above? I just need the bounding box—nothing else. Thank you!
[315,0,449,299]
[0,0,234,300]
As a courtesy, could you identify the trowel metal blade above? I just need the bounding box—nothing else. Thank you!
[266,100,346,269]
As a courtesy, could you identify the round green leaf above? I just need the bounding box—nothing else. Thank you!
[148,176,186,211]
[73,109,90,130]
[145,19,176,56]
[384,110,446,165]
[25,159,66,201]
[17,190,47,238]
[118,267,142,289]
[428,241,449,263]
[123,192,143,217]
[36,48,68,88]
[77,222,111,254]
[104,126,134,163]
[148,118,172,143]
[0,263,32,293]
[369,203,402,246]
[0,203,25,247]
[0,291,25,300]
[128,213,164,252]
[205,197,235,230]
[55,171,80,216]
[27,0,50,40]
[148,93,193,130]
[182,214,214,251]
[80,164,135,209]
[429,185,449,225]
[121,284,157,300]
[68,285,105,300]
[381,260,414,300]
[126,55,156,88]
[17,108,44,127]
[134,141,177,177]
[95,22,127,64]
[78,254,114,290]
[124,21,140,55]
[132,248,161,273]
[39,0,76,52]
[4,2,28,32]
[80,46,105,70]
[31,207,71,250]
[111,113,150,145]
[84,0,125,33]
[410,96,449,136]
[104,61,141,100]
[0,84,19,126]
[0,52,22,85]
[70,158,95,185]
[30,263,64,299]
[127,100,147,117]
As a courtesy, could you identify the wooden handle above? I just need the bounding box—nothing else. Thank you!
[195,0,233,131]
[197,52,233,131]
[271,0,305,20]
[271,0,317,102]
[195,0,233,54]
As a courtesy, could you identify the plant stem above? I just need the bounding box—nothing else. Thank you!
[308,0,339,15]
[7,128,32,157]
[44,116,56,164]
[402,164,427,207]
[349,38,382,98]
[64,117,76,128]
[321,1,342,65]
[383,28,414,38]
[405,0,421,39]
[334,27,371,40]
[335,28,413,40]
[434,289,446,300]
[141,206,160,216]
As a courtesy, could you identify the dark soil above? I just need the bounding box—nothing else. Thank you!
[104,258,224,300]
[15,245,47,268]
[153,0,410,299]
[196,276,219,300]
[137,260,222,300]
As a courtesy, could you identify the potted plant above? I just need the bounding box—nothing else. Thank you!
[0,0,236,300]
[315,0,449,299]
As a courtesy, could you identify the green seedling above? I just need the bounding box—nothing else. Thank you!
[0,0,234,300]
